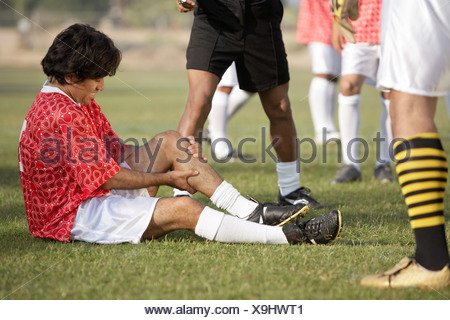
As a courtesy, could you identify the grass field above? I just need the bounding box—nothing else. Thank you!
[1,66,450,301]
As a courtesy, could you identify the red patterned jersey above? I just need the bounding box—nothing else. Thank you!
[297,0,381,45]
[351,0,382,44]
[19,85,125,242]
[297,0,334,45]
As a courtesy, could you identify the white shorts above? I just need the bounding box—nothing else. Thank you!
[377,0,450,96]
[308,42,341,76]
[341,43,380,86]
[218,62,238,88]
[70,164,159,244]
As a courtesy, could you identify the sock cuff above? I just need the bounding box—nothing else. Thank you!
[210,180,228,203]
[194,207,225,241]
[338,93,361,105]
[277,160,300,196]
[276,160,298,170]
[210,181,238,209]
[394,132,442,153]
[211,90,228,104]
[311,76,331,85]
[311,77,338,97]
[393,133,446,164]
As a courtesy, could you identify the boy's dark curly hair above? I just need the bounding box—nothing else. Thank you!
[41,24,122,84]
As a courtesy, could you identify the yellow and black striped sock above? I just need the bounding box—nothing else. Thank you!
[394,133,449,270]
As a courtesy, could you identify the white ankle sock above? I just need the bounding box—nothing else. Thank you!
[338,93,361,170]
[277,160,300,196]
[195,208,288,244]
[210,181,258,219]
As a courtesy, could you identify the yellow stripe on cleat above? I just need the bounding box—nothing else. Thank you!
[276,206,309,227]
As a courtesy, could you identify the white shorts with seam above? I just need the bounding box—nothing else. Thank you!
[377,0,450,96]
[341,43,380,86]
[308,42,341,76]
[218,62,238,88]
[69,163,158,244]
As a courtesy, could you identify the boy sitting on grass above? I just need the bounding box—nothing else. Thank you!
[18,24,341,246]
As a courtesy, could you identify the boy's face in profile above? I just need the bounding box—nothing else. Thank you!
[64,76,105,105]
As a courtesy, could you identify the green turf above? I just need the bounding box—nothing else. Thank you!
[1,66,449,300]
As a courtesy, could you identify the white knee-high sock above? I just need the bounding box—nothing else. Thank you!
[277,160,300,196]
[195,207,288,244]
[208,90,232,159]
[338,93,361,169]
[208,90,228,139]
[226,86,253,120]
[194,207,225,240]
[309,77,338,140]
[324,80,338,134]
[210,181,258,219]
[377,97,393,166]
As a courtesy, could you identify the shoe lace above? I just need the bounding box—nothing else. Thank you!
[303,219,321,238]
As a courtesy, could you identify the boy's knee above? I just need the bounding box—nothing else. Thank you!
[153,130,181,146]
[266,101,293,122]
[340,79,360,96]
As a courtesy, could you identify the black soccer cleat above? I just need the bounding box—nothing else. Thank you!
[246,195,307,226]
[298,210,342,245]
[278,187,326,209]
[282,210,342,245]
[282,224,307,245]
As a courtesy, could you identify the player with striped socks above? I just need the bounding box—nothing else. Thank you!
[332,0,450,289]
[361,134,449,288]
[355,0,449,289]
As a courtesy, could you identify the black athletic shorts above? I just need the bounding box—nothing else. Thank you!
[186,0,290,92]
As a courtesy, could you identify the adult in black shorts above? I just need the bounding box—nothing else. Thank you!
[175,0,324,208]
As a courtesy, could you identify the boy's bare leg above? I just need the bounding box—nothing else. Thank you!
[141,196,203,240]
[125,130,223,197]
[258,83,297,162]
[177,69,220,138]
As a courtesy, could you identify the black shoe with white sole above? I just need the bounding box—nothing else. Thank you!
[278,187,325,209]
